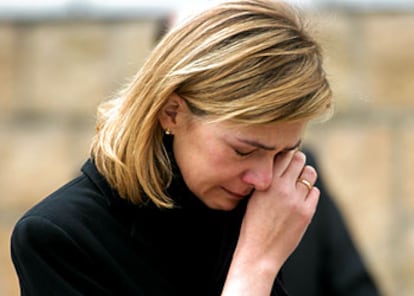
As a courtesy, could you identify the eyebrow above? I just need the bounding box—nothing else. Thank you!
[237,138,302,152]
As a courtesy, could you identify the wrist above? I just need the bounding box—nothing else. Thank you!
[222,247,282,296]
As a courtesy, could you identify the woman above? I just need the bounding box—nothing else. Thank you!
[11,0,332,295]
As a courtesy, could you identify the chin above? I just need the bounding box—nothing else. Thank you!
[205,199,239,211]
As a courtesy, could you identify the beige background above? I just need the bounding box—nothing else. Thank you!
[1,9,413,296]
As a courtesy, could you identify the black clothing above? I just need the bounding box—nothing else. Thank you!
[11,159,287,295]
[282,150,381,296]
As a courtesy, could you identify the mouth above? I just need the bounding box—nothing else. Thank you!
[221,187,251,200]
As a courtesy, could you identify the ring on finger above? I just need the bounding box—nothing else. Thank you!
[297,178,313,191]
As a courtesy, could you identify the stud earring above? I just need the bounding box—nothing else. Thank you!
[165,128,172,135]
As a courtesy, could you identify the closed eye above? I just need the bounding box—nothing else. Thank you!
[234,149,256,157]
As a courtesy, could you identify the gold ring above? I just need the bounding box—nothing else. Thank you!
[298,178,312,191]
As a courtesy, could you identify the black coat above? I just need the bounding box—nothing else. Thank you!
[282,150,381,296]
[11,159,287,296]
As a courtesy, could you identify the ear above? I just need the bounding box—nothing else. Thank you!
[158,93,187,131]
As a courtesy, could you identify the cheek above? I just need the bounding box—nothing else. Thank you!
[193,144,230,174]
[203,146,244,182]
[175,139,237,183]
[203,140,234,166]
[172,122,243,187]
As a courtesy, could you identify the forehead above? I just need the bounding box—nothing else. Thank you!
[200,119,306,148]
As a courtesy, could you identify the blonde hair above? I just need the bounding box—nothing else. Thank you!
[90,0,332,208]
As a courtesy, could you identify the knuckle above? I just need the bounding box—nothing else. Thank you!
[298,205,314,223]
[276,183,292,198]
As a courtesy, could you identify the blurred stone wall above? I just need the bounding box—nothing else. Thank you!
[0,10,413,296]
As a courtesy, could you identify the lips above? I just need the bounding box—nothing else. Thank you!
[222,187,251,199]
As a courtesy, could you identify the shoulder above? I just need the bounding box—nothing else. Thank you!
[10,173,114,264]
[11,215,79,255]
[33,174,105,215]
[13,171,112,243]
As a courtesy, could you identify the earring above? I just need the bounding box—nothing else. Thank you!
[165,128,172,135]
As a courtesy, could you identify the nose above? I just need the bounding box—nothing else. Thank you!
[241,160,273,191]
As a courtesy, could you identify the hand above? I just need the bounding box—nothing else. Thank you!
[240,150,319,267]
[222,150,319,295]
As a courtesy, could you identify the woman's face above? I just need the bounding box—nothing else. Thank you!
[159,94,306,211]
[173,119,306,210]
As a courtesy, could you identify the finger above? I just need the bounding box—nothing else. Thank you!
[305,186,320,215]
[296,165,317,195]
[273,150,296,177]
[280,150,307,180]
[297,178,313,192]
